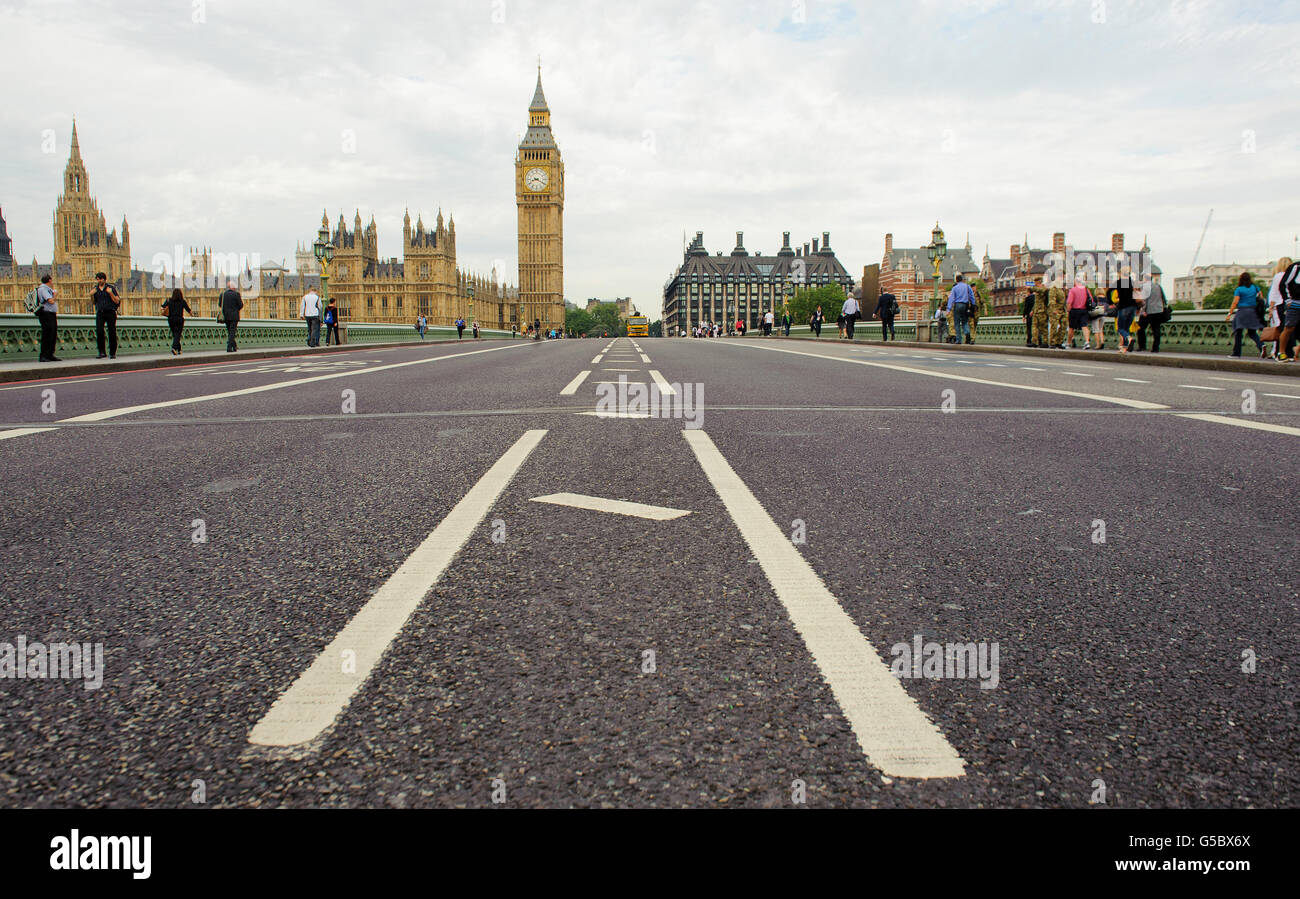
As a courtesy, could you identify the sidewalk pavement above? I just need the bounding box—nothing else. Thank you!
[783,334,1300,377]
[0,338,510,384]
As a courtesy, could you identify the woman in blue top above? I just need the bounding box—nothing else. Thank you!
[1226,272,1267,357]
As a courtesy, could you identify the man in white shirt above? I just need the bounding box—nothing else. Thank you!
[841,293,861,339]
[300,288,322,347]
[763,309,774,337]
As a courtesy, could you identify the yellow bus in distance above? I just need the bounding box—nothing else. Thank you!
[626,315,649,337]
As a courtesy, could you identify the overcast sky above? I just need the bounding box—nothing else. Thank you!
[1,0,1297,315]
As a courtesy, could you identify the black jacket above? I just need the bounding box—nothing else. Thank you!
[162,296,193,322]
[220,289,244,321]
[875,293,896,317]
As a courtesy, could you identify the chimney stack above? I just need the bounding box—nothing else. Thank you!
[1052,232,1065,253]
[1011,244,1020,260]
[1111,233,1125,253]
[822,231,831,251]
[804,242,810,256]
[812,238,820,253]
[782,231,791,249]
[885,233,893,253]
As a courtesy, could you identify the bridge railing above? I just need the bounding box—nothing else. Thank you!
[0,314,515,359]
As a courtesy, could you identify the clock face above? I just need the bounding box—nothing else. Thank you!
[525,167,549,191]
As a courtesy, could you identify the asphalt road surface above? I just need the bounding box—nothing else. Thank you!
[0,335,1295,808]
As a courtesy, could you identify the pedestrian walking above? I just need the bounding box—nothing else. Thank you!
[472,320,480,339]
[1277,259,1300,361]
[160,288,192,355]
[875,291,897,341]
[968,286,982,338]
[1047,278,1068,348]
[841,292,861,340]
[455,317,465,339]
[1136,274,1167,352]
[836,310,845,338]
[1066,277,1093,349]
[534,318,542,340]
[219,280,243,352]
[417,314,428,339]
[763,309,774,336]
[300,287,322,347]
[946,273,976,345]
[782,310,791,336]
[933,306,950,343]
[1226,271,1268,357]
[1266,257,1292,360]
[91,271,121,359]
[1113,273,1139,354]
[35,274,61,361]
[324,298,341,345]
[809,305,824,337]
[1089,286,1109,349]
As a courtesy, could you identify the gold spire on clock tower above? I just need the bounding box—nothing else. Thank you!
[516,66,564,331]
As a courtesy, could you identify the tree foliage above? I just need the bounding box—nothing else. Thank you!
[786,285,848,324]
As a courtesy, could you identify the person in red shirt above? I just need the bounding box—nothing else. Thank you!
[1065,278,1093,348]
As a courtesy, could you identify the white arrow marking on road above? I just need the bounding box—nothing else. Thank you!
[559,370,591,395]
[530,492,691,520]
[684,429,965,779]
[248,428,548,748]
[648,370,676,395]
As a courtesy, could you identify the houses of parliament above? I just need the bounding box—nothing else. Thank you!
[0,71,566,331]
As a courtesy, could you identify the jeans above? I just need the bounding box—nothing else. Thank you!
[38,309,57,359]
[326,323,340,345]
[1116,306,1137,347]
[1232,328,1263,356]
[953,303,971,343]
[880,313,895,341]
[168,319,184,351]
[226,320,239,351]
[305,316,321,346]
[95,308,118,356]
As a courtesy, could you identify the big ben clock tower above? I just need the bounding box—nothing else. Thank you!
[516,67,564,332]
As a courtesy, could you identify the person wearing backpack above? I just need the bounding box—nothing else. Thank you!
[323,298,341,345]
[35,274,61,362]
[161,288,193,355]
[875,291,897,342]
[1136,274,1168,352]
[1226,271,1268,357]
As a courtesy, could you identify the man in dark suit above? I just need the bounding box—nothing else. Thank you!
[220,280,244,352]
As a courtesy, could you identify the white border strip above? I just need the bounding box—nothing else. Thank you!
[248,428,548,747]
[683,429,965,778]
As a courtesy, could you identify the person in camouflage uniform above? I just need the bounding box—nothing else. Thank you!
[1030,279,1049,347]
[1047,279,1068,348]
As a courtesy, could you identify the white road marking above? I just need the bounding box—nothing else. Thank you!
[1061,371,1094,377]
[1020,366,1046,371]
[727,342,1168,410]
[1209,376,1273,384]
[1113,377,1150,383]
[648,370,677,395]
[575,410,651,418]
[248,428,547,748]
[530,492,691,520]
[602,368,641,372]
[591,355,604,363]
[1179,384,1224,391]
[986,363,1006,367]
[559,370,591,395]
[0,427,57,442]
[1263,393,1300,399]
[592,380,647,385]
[1177,413,1300,437]
[0,377,109,391]
[683,429,964,779]
[47,342,530,427]
[639,354,652,363]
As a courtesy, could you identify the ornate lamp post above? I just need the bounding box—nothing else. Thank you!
[926,221,947,317]
[312,224,335,317]
[467,283,475,329]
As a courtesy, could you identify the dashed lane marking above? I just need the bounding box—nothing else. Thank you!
[1061,371,1094,377]
[591,355,604,363]
[639,354,652,363]
[684,429,965,779]
[0,377,109,391]
[530,492,691,520]
[248,428,548,748]
[602,368,641,372]
[648,370,677,395]
[1263,393,1300,399]
[1179,384,1224,391]
[559,370,591,395]
[1113,377,1150,383]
